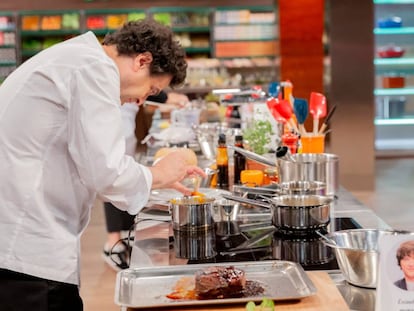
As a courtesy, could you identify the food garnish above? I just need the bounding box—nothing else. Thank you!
[245,298,275,310]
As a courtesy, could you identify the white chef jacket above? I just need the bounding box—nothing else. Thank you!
[120,103,140,156]
[0,32,152,285]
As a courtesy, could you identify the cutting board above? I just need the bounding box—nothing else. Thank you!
[128,271,349,311]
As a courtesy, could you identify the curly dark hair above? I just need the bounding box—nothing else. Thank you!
[396,240,414,267]
[102,18,187,87]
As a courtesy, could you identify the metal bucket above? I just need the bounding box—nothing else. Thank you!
[278,153,339,196]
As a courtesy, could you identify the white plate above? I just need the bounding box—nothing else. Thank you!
[149,188,231,205]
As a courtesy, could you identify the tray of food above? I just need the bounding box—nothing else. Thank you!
[115,260,317,308]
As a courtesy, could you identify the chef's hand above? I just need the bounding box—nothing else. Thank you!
[157,92,190,113]
[148,149,206,195]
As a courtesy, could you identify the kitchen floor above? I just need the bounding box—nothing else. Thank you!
[79,157,414,311]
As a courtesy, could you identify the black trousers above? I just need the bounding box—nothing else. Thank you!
[104,202,135,232]
[0,268,83,311]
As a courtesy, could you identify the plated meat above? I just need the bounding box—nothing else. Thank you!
[195,266,246,299]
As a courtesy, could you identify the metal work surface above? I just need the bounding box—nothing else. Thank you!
[127,187,389,311]
[115,261,316,309]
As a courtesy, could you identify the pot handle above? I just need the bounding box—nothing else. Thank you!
[228,145,277,168]
[221,194,272,209]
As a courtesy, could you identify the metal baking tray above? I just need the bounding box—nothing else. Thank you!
[115,260,317,308]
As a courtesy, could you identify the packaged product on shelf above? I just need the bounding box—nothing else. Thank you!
[62,13,80,30]
[40,16,62,30]
[107,14,128,29]
[22,16,40,31]
[86,16,106,29]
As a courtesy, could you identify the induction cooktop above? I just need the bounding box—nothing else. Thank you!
[173,217,361,271]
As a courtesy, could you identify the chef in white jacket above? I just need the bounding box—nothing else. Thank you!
[0,18,204,311]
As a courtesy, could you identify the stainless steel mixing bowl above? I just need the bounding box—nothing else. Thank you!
[322,229,395,288]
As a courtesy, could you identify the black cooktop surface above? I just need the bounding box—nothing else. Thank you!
[175,217,361,271]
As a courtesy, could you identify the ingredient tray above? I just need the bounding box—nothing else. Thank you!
[115,260,317,308]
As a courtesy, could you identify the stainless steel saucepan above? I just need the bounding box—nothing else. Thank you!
[222,193,333,231]
[228,146,339,196]
[270,194,333,231]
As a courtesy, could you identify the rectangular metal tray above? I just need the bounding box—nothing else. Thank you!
[115,260,317,308]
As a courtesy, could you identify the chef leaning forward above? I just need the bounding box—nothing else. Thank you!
[0,18,205,311]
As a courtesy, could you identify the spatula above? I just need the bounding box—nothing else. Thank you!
[293,98,308,136]
[309,92,327,135]
[266,97,286,124]
[274,98,299,133]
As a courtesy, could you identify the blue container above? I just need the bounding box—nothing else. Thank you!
[377,16,402,28]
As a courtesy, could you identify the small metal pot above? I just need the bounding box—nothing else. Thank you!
[169,196,215,231]
[270,195,333,231]
[278,153,339,196]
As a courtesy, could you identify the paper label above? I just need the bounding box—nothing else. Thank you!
[376,234,414,311]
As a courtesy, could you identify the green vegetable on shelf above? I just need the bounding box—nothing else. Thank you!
[62,13,80,30]
[153,13,171,26]
[127,13,146,22]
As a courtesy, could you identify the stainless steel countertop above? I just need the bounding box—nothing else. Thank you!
[129,187,389,311]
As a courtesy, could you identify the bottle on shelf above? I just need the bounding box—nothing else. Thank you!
[216,133,229,190]
[233,135,246,185]
[229,105,241,128]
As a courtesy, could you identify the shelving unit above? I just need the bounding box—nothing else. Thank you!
[213,6,277,58]
[9,6,279,95]
[148,7,213,57]
[84,8,146,38]
[211,6,278,87]
[19,10,81,62]
[374,0,414,152]
[0,11,18,83]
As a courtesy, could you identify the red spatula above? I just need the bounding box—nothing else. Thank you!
[309,92,327,134]
[274,98,298,133]
[266,97,286,124]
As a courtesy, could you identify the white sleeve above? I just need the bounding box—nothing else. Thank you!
[120,103,139,157]
[67,60,151,214]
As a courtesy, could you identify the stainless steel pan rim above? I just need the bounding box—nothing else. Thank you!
[279,181,326,195]
[271,194,333,230]
[270,194,334,207]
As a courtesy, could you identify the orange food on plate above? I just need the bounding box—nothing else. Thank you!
[166,276,196,300]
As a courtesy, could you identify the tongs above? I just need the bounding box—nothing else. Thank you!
[228,146,296,169]
[232,227,276,250]
[228,146,276,167]
[233,185,279,196]
[219,226,276,256]
[221,194,272,209]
